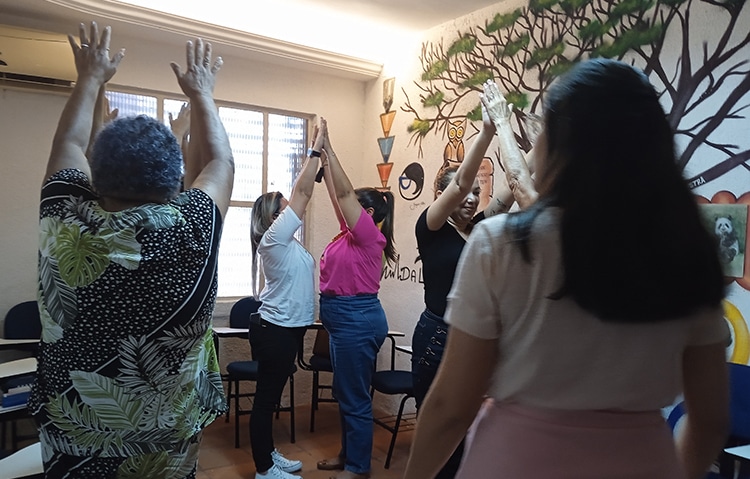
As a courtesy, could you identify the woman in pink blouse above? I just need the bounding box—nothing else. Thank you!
[315,118,396,479]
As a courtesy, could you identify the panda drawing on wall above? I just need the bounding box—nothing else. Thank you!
[698,203,747,279]
[716,215,740,265]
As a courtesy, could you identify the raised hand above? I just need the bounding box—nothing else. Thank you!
[170,38,223,99]
[480,79,513,127]
[169,102,191,139]
[68,21,125,84]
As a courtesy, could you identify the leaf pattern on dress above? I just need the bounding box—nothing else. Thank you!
[71,371,145,429]
[38,254,77,330]
[99,224,142,271]
[53,223,110,287]
[35,172,224,474]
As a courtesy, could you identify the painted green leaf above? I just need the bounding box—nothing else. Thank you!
[579,20,608,41]
[559,0,594,14]
[422,59,448,81]
[594,24,664,57]
[461,70,493,88]
[467,105,483,122]
[497,34,530,58]
[612,0,655,18]
[505,91,530,110]
[422,90,445,107]
[525,41,566,68]
[529,0,561,13]
[53,223,109,287]
[447,35,477,57]
[547,58,577,79]
[486,9,522,32]
[407,119,432,137]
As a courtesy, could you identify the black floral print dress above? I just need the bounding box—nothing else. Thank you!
[30,169,227,479]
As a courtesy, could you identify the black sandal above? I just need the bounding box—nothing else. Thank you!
[317,456,345,471]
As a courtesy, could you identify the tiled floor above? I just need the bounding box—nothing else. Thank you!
[197,403,414,479]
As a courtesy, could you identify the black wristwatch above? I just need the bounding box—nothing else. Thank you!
[307,148,322,158]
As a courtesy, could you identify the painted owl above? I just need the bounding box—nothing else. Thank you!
[443,118,466,169]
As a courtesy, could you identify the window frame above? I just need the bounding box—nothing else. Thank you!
[103,84,315,299]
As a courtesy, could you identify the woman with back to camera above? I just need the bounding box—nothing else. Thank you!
[411,79,536,478]
[314,118,396,479]
[32,21,234,478]
[403,58,729,479]
[247,120,326,479]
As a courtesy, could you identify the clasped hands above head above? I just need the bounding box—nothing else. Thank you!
[480,79,514,126]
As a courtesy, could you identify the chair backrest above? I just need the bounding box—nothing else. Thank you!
[229,297,262,329]
[312,329,331,359]
[729,362,750,440]
[4,301,41,340]
[668,362,750,441]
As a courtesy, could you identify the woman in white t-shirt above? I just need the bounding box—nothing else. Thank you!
[247,121,326,479]
[404,59,730,479]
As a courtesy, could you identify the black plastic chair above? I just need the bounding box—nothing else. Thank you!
[298,328,336,432]
[3,302,42,345]
[370,336,416,469]
[223,297,296,448]
[668,362,750,479]
[1,301,41,451]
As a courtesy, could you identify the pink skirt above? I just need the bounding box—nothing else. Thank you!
[456,400,685,479]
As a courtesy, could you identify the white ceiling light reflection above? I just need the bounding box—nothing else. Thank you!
[115,0,419,64]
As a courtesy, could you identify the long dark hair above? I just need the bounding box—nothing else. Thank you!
[355,187,397,266]
[509,59,724,322]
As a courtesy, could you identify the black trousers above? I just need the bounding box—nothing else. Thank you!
[248,319,305,472]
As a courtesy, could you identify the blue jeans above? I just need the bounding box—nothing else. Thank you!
[248,319,306,473]
[320,294,388,475]
[411,308,464,479]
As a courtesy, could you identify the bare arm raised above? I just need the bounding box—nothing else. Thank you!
[46,22,125,181]
[287,119,325,218]
[170,39,234,218]
[426,100,496,231]
[481,80,537,211]
[321,119,362,229]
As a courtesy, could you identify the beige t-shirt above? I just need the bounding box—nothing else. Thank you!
[446,208,729,411]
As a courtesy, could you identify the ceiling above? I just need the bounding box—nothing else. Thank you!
[0,0,503,81]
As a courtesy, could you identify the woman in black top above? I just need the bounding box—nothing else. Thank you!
[412,79,537,479]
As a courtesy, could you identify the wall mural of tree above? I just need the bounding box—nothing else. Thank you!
[402,0,750,189]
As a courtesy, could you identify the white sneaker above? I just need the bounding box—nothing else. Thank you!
[271,448,303,473]
[255,464,302,479]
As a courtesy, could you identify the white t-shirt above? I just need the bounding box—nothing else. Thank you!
[446,207,729,411]
[257,207,315,328]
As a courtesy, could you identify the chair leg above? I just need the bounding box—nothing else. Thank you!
[310,370,319,433]
[289,374,295,444]
[384,395,411,469]
[234,378,241,448]
[11,421,18,451]
[225,377,232,423]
